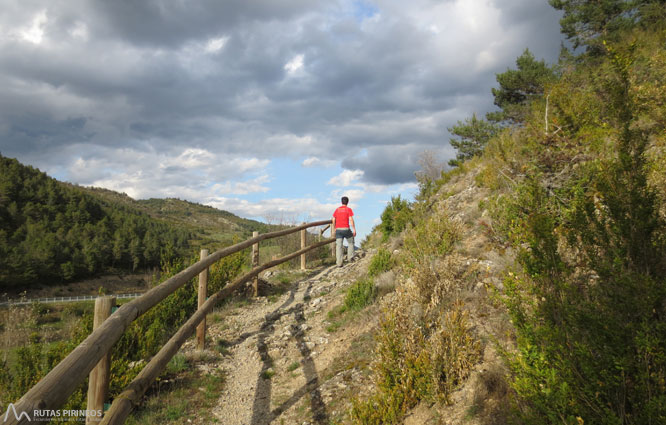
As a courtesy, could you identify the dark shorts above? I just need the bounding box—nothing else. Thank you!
[335,228,354,239]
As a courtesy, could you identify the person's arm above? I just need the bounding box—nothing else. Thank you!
[331,216,336,231]
[350,216,356,237]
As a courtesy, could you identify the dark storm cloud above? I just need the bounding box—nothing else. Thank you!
[5,116,90,155]
[490,0,565,62]
[8,0,326,49]
[342,143,455,185]
[343,146,422,185]
[0,0,564,187]
[93,0,326,48]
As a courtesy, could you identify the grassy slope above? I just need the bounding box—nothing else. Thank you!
[354,27,666,424]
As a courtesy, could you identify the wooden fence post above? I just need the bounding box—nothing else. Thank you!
[330,220,335,258]
[301,225,307,270]
[196,249,209,350]
[86,296,116,424]
[252,231,259,296]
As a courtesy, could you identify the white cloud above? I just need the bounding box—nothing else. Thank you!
[205,37,228,53]
[475,49,498,72]
[208,196,337,223]
[60,145,270,200]
[166,148,215,168]
[327,169,364,187]
[364,181,418,194]
[210,174,271,195]
[302,157,319,167]
[332,188,365,203]
[284,54,304,74]
[302,157,336,168]
[20,10,47,44]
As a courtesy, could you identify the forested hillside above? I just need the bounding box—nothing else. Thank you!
[83,188,280,245]
[0,155,193,289]
[358,2,666,423]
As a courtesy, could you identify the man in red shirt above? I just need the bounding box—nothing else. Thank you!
[332,196,356,267]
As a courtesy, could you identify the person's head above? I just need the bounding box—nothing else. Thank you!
[341,196,349,205]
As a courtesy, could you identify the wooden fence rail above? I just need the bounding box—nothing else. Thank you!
[102,238,333,425]
[6,220,334,425]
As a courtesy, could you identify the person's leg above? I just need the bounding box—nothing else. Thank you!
[336,236,344,267]
[347,235,355,261]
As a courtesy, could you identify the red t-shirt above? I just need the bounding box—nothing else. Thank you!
[333,205,354,229]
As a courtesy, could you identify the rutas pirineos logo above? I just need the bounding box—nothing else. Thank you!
[2,403,31,422]
[2,403,103,423]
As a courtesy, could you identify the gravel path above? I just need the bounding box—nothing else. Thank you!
[208,251,375,425]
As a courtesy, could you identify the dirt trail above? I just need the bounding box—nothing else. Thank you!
[179,171,514,425]
[196,252,376,425]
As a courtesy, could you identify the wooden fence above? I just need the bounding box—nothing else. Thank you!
[4,220,335,425]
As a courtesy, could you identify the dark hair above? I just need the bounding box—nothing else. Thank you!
[341,196,349,205]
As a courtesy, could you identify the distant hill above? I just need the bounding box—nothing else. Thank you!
[138,198,271,234]
[0,154,274,290]
[82,188,280,246]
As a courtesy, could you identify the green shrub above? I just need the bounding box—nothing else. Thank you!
[502,173,666,424]
[368,248,393,277]
[498,39,666,424]
[30,302,49,317]
[344,278,376,311]
[379,196,413,240]
[0,324,92,422]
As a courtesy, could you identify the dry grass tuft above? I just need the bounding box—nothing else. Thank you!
[352,212,482,424]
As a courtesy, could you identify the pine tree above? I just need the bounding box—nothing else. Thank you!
[487,49,556,124]
[549,0,666,50]
[447,114,499,166]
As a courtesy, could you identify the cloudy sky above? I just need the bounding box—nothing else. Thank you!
[0,0,563,240]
